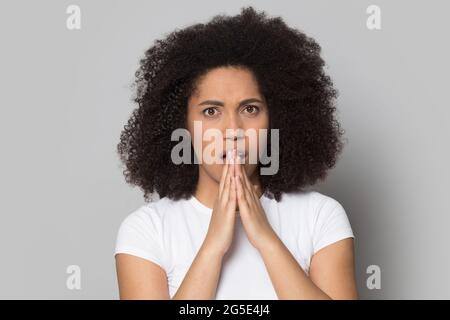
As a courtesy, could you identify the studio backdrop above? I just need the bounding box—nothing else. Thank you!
[0,0,449,299]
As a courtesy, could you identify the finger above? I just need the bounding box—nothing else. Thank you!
[221,151,235,202]
[234,155,252,196]
[230,152,235,185]
[229,176,237,210]
[232,152,254,206]
[253,184,261,197]
[218,150,230,196]
[234,151,242,176]
[235,149,248,184]
[221,156,232,202]
[240,165,258,202]
[241,175,254,206]
[252,184,263,209]
[218,163,229,196]
[240,163,253,192]
[235,174,249,210]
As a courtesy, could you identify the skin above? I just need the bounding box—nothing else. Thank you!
[185,66,268,210]
[116,66,358,299]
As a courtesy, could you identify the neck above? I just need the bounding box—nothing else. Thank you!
[194,167,263,210]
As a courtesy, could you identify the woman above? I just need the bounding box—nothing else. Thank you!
[114,6,358,299]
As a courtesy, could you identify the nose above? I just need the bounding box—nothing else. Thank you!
[224,113,244,142]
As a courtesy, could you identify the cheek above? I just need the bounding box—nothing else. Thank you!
[190,119,224,156]
[245,125,269,158]
[186,114,204,155]
[199,162,223,183]
[189,130,215,161]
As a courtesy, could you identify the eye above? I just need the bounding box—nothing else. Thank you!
[202,107,220,117]
[243,105,260,115]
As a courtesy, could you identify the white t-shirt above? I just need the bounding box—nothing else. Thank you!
[114,190,354,299]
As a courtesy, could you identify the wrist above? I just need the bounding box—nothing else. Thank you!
[200,241,226,261]
[256,231,282,254]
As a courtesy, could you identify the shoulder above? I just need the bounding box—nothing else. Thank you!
[275,190,344,216]
[118,196,181,226]
[115,196,184,248]
[116,195,194,242]
[115,197,182,269]
[276,190,353,252]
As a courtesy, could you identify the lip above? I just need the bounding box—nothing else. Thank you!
[218,149,248,162]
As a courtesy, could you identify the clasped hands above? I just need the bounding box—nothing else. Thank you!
[205,149,278,256]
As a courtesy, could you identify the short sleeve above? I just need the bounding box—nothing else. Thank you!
[312,196,354,254]
[114,206,166,270]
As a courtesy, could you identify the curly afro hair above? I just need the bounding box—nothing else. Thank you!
[117,6,345,202]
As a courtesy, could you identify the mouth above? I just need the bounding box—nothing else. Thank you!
[219,149,247,163]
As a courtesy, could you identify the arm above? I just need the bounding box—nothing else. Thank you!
[172,151,238,299]
[233,156,357,299]
[116,253,170,299]
[115,243,224,300]
[258,235,358,299]
[172,244,224,299]
[115,153,237,300]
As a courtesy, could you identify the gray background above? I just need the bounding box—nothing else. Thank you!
[0,0,449,299]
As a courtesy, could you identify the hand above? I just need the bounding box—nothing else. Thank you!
[234,151,278,252]
[203,150,238,258]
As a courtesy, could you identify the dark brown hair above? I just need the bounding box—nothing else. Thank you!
[117,6,345,202]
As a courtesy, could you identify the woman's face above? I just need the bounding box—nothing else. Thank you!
[186,66,269,184]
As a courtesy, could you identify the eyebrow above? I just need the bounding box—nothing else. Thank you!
[197,98,264,107]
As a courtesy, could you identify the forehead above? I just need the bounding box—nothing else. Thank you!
[189,67,262,102]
